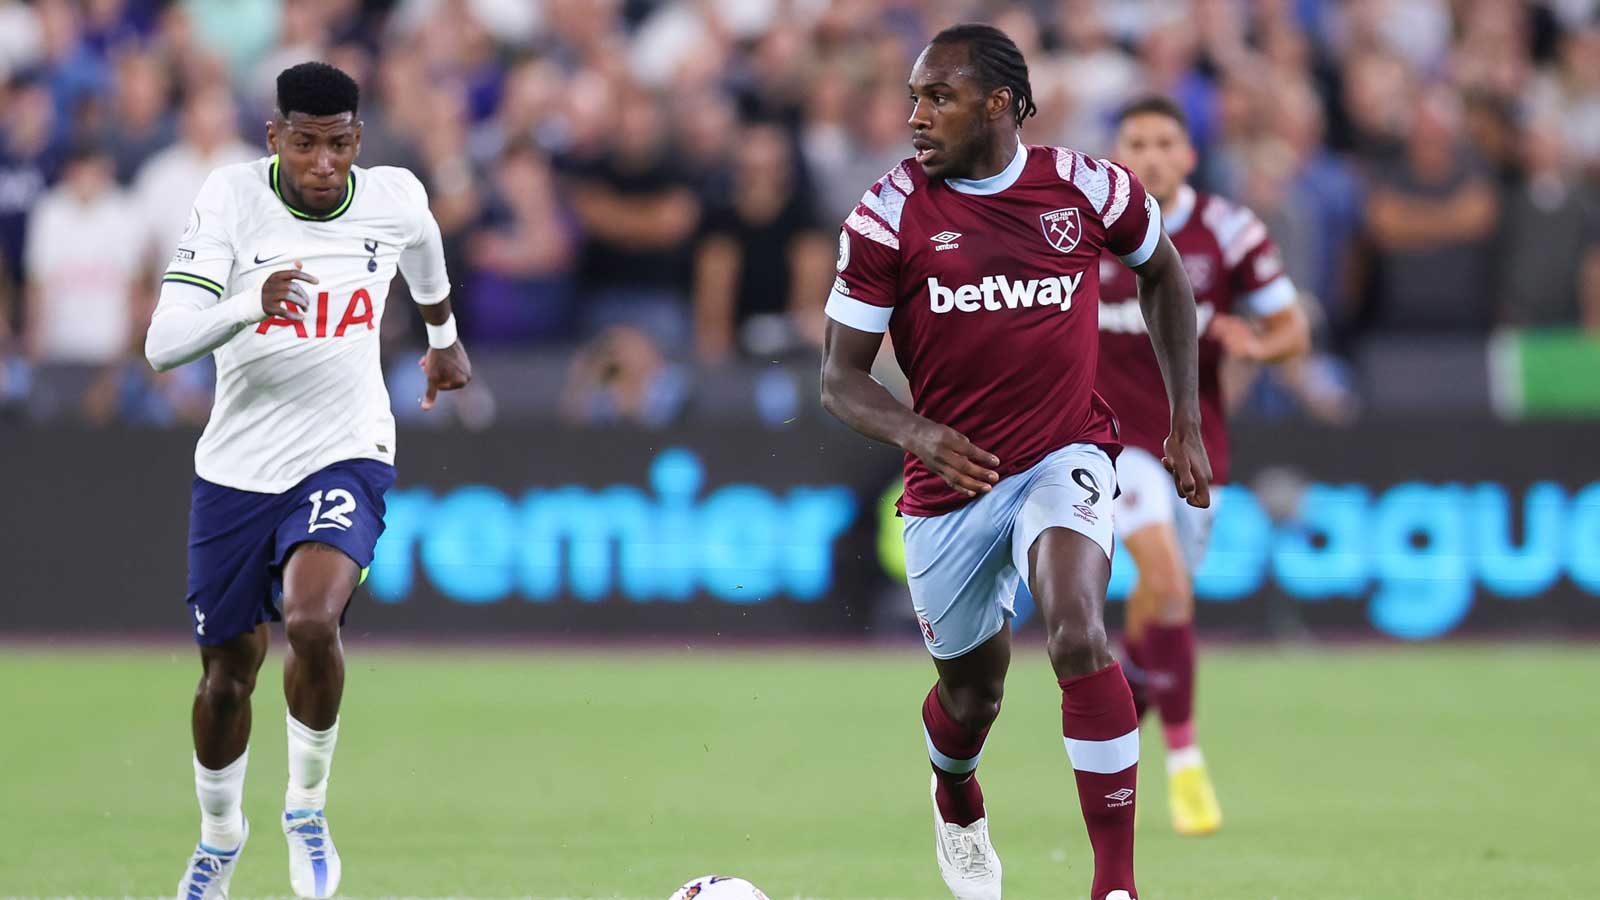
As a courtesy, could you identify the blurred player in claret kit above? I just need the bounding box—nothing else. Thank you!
[820,24,1210,900]
[1096,95,1310,836]
[145,62,471,899]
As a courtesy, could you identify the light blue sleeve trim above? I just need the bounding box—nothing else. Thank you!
[1117,198,1163,267]
[1242,274,1297,316]
[825,289,893,333]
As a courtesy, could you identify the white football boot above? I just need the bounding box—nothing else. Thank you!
[175,818,248,900]
[283,809,341,898]
[1105,891,1135,900]
[931,774,1002,899]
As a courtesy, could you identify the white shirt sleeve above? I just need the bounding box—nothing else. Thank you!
[145,169,263,370]
[397,172,451,305]
[158,169,236,302]
[144,284,267,371]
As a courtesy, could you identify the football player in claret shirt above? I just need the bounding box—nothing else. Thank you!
[1096,95,1310,838]
[820,24,1210,900]
[147,62,471,899]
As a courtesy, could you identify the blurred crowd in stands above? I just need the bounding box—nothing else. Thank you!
[0,0,1597,428]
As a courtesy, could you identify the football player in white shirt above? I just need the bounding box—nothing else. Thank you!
[147,62,472,900]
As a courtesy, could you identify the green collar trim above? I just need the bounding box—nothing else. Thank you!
[269,155,356,221]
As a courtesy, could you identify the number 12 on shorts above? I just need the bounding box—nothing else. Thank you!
[307,488,357,532]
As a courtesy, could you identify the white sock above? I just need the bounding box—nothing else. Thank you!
[1166,744,1205,775]
[286,713,339,813]
[195,750,248,851]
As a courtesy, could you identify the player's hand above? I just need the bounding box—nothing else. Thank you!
[1209,313,1267,361]
[418,340,471,411]
[1162,414,1213,509]
[904,421,1000,498]
[260,260,318,321]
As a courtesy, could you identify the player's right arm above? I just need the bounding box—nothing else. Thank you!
[144,170,314,371]
[819,212,998,498]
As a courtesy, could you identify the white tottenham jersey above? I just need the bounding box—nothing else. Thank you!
[150,156,449,493]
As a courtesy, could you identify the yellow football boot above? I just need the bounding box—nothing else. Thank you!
[1167,749,1222,836]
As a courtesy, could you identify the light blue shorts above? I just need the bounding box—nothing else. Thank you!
[1111,446,1218,571]
[901,443,1118,659]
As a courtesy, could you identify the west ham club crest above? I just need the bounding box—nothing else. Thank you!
[1039,207,1082,253]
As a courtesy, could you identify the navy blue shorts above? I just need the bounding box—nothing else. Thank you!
[185,459,396,645]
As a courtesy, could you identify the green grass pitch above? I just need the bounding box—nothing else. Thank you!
[1,642,1593,899]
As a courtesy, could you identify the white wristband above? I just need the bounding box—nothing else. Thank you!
[424,313,457,349]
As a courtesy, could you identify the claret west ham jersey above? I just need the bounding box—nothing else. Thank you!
[826,141,1161,516]
[1095,184,1295,484]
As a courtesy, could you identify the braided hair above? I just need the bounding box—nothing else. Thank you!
[929,24,1038,126]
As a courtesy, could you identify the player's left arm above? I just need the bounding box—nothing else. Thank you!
[1131,232,1211,508]
[1210,304,1310,363]
[398,175,471,411]
[1105,168,1211,508]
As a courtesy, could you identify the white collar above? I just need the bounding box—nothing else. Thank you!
[1161,184,1197,232]
[946,140,1028,195]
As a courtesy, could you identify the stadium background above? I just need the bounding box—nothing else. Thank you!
[1,0,1597,897]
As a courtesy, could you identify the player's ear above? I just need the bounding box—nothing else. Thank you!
[266,119,279,154]
[353,121,363,159]
[988,86,1013,122]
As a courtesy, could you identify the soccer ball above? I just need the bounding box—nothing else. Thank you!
[669,874,770,900]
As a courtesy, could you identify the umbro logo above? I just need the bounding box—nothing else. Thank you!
[930,230,962,251]
[1105,788,1134,802]
[254,251,285,265]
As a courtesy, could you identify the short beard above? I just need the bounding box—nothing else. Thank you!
[285,179,338,213]
[952,119,997,180]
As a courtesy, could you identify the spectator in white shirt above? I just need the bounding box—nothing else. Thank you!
[134,85,255,274]
[23,141,142,364]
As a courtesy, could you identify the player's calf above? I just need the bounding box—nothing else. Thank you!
[925,684,1003,900]
[921,631,1008,900]
[1122,521,1199,745]
[193,630,268,768]
[1060,663,1140,900]
[1118,634,1153,723]
[923,682,997,827]
[1030,530,1138,900]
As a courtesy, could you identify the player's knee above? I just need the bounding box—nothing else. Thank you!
[198,666,256,712]
[1140,566,1194,622]
[944,682,1005,732]
[1046,618,1111,678]
[283,605,339,653]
